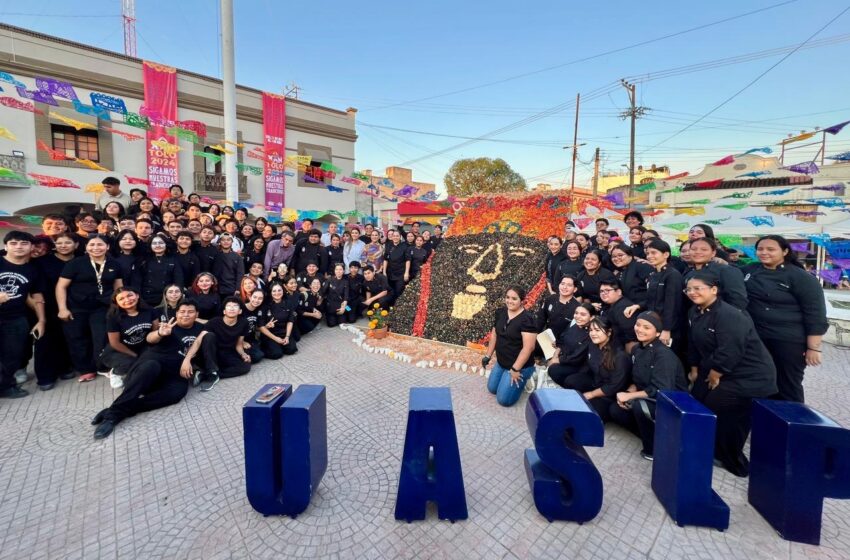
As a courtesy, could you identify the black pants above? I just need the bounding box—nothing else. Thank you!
[244,341,264,363]
[547,363,588,389]
[560,370,595,393]
[34,316,72,386]
[0,316,29,391]
[199,332,251,378]
[297,316,321,336]
[762,338,807,403]
[326,307,346,327]
[261,333,298,359]
[100,346,139,377]
[588,396,616,422]
[388,277,405,305]
[346,298,363,323]
[609,399,657,455]
[62,307,108,373]
[693,382,754,477]
[104,357,188,422]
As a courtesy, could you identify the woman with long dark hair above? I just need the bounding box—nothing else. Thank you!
[544,236,566,294]
[556,240,585,286]
[101,287,158,388]
[190,272,221,321]
[547,303,596,389]
[576,249,616,307]
[610,244,653,309]
[113,230,141,287]
[133,233,184,306]
[241,288,266,363]
[582,316,632,421]
[259,280,298,358]
[482,286,537,406]
[324,263,349,327]
[56,235,123,382]
[537,275,580,341]
[743,234,828,402]
[156,284,184,323]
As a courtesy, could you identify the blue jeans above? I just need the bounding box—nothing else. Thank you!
[487,362,535,407]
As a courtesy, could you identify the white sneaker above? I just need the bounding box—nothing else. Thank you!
[109,375,124,389]
[14,370,28,385]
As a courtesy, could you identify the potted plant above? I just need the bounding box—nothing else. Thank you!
[367,303,390,339]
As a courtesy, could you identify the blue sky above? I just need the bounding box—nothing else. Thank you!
[3,0,850,192]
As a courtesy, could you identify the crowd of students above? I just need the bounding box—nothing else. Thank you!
[0,177,444,440]
[483,211,829,477]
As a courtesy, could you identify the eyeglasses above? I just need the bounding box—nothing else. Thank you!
[599,288,616,294]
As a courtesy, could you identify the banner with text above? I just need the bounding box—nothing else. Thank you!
[143,61,178,201]
[262,92,287,212]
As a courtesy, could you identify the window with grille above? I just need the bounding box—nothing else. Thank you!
[51,124,99,161]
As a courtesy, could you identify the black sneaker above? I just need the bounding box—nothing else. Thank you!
[59,371,76,380]
[38,383,55,391]
[0,386,29,399]
[640,451,654,462]
[191,370,203,388]
[199,372,220,392]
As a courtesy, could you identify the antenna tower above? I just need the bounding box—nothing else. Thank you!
[122,0,138,57]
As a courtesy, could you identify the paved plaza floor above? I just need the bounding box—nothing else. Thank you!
[1,325,849,560]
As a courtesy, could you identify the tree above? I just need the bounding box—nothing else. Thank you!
[444,158,527,197]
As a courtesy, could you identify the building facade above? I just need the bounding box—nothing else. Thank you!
[355,166,437,225]
[0,24,357,218]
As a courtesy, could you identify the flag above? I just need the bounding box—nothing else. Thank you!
[743,216,774,227]
[824,120,850,135]
[784,161,819,174]
[711,155,735,166]
[741,147,772,155]
[783,132,816,144]
[693,179,723,188]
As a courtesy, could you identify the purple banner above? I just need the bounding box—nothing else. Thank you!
[819,269,842,284]
[15,86,57,106]
[35,76,78,101]
[790,242,810,253]
[824,120,850,135]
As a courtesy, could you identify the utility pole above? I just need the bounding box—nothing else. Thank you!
[621,80,636,193]
[570,93,580,194]
[122,0,137,57]
[220,0,239,205]
[591,147,600,198]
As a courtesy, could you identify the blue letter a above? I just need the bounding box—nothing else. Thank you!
[395,387,468,522]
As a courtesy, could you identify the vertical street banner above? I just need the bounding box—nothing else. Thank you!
[262,92,287,212]
[142,61,179,201]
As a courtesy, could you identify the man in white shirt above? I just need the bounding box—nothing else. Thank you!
[320,222,339,247]
[95,177,132,212]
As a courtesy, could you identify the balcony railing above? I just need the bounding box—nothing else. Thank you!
[193,171,248,195]
[0,154,28,188]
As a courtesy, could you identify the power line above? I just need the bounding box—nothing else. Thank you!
[363,0,801,112]
[639,4,850,157]
[0,12,121,18]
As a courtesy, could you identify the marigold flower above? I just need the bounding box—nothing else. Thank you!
[367,310,374,316]
[380,310,388,316]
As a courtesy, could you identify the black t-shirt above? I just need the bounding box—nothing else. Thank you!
[193,292,221,320]
[364,274,390,297]
[148,322,203,357]
[60,257,121,311]
[0,258,43,320]
[242,304,265,336]
[106,308,156,353]
[203,316,249,348]
[493,307,537,370]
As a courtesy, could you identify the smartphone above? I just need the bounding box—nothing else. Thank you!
[256,385,285,404]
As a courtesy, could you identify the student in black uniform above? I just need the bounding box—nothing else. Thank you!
[190,272,221,321]
[298,278,324,335]
[582,316,632,421]
[482,286,538,407]
[346,261,365,322]
[101,287,158,388]
[547,303,596,388]
[259,281,298,358]
[628,227,647,260]
[325,234,344,274]
[536,275,580,341]
[610,311,688,460]
[611,245,652,309]
[241,289,266,364]
[134,233,184,306]
[113,230,141,287]
[91,300,203,439]
[644,238,684,351]
[296,261,322,293]
[194,226,218,272]
[743,234,829,403]
[544,236,567,294]
[684,237,748,311]
[212,233,243,296]
[56,235,122,383]
[404,235,429,283]
[685,272,777,476]
[174,231,201,285]
[556,241,584,287]
[33,232,77,390]
[688,223,729,261]
[363,265,392,308]
[576,249,616,307]
[0,231,46,398]
[598,278,639,352]
[294,229,327,274]
[156,284,184,323]
[382,229,408,304]
[324,263,349,327]
[196,296,252,391]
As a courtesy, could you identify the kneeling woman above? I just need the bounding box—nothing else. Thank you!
[685,273,777,477]
[101,288,159,389]
[610,311,688,460]
[259,280,298,358]
[547,303,595,389]
[581,316,631,421]
[483,286,537,406]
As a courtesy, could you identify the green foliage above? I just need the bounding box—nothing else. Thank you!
[443,158,527,197]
